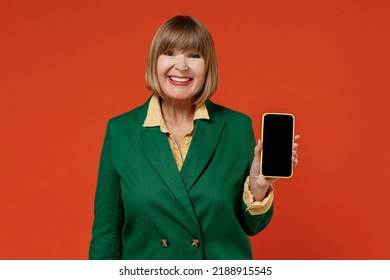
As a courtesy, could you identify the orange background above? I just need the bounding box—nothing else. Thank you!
[1,0,389,259]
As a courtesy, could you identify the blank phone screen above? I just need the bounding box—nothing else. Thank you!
[261,114,294,178]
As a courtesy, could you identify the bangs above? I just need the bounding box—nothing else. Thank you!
[156,18,208,58]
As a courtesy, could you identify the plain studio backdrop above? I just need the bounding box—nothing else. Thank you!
[0,0,389,259]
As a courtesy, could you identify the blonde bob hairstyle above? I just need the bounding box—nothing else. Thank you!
[146,15,219,105]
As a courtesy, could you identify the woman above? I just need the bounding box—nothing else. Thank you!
[89,15,299,260]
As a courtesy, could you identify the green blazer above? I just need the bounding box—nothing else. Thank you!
[89,97,273,260]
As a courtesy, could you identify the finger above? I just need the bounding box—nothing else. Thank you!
[250,140,263,176]
[292,156,298,166]
[254,139,263,159]
[292,135,300,167]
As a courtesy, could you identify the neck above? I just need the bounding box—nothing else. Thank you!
[161,98,195,124]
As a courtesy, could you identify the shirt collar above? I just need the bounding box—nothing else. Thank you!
[143,94,210,132]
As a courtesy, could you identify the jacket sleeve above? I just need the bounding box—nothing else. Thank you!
[89,122,124,259]
[239,118,274,236]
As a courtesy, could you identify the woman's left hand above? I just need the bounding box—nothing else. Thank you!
[249,135,300,201]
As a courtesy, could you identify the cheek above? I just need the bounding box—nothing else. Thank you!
[199,63,206,78]
[156,61,164,77]
[156,57,170,76]
[156,67,168,87]
[196,67,207,84]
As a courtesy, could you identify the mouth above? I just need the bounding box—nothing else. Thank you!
[168,76,192,85]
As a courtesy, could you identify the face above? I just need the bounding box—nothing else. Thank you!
[157,49,206,102]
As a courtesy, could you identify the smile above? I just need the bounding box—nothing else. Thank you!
[168,76,192,83]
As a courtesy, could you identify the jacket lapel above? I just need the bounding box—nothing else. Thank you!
[180,100,225,191]
[136,103,200,233]
[135,98,225,231]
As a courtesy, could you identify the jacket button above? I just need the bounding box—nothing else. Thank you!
[191,238,200,248]
[161,238,169,248]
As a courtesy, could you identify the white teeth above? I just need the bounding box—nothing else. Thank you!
[169,76,191,82]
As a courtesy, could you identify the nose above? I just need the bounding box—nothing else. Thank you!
[174,54,189,71]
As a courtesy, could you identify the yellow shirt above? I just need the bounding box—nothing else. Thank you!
[143,94,273,215]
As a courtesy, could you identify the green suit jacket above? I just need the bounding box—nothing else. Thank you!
[89,97,273,260]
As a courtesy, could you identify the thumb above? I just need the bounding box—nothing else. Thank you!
[254,139,263,158]
[250,140,263,176]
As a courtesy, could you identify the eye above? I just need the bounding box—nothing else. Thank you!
[164,50,174,56]
[189,53,201,59]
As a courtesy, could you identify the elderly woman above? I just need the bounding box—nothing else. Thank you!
[89,15,299,260]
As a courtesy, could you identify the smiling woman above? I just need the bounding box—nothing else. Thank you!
[88,15,299,260]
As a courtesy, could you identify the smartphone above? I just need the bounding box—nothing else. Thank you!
[260,113,295,178]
